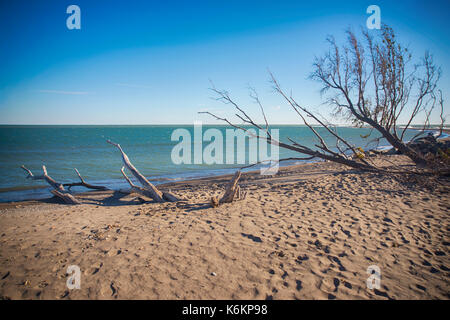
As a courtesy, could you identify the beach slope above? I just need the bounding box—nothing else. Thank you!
[0,155,448,299]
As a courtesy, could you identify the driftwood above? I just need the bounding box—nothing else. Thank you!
[161,191,181,202]
[107,140,180,202]
[211,171,247,207]
[50,189,81,204]
[21,165,64,192]
[220,171,243,203]
[120,167,158,200]
[21,165,80,204]
[63,169,108,191]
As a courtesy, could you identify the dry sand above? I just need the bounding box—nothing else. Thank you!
[0,155,448,300]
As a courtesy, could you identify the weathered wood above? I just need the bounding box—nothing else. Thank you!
[50,190,81,204]
[210,196,219,208]
[120,167,181,202]
[219,171,245,204]
[21,165,65,192]
[120,167,157,200]
[162,191,181,202]
[107,140,164,202]
[238,186,247,201]
[21,165,80,204]
[63,169,108,191]
[108,139,180,202]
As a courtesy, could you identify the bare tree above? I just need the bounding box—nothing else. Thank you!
[312,25,444,166]
[201,24,447,174]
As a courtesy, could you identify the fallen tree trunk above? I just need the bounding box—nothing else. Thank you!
[211,171,246,207]
[63,169,108,191]
[107,140,164,202]
[161,191,181,202]
[21,165,80,204]
[220,171,242,203]
[120,167,181,202]
[120,167,159,200]
[21,165,64,192]
[50,189,81,204]
[107,140,180,202]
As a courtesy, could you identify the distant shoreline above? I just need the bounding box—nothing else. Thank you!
[0,124,449,129]
[0,126,446,203]
[0,159,322,204]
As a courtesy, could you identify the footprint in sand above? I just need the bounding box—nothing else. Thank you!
[241,233,262,243]
[110,282,118,297]
[328,256,346,272]
[333,278,340,292]
[373,289,392,300]
[416,284,426,292]
[295,280,303,291]
[439,265,449,271]
[295,254,309,264]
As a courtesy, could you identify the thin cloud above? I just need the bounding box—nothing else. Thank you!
[36,90,90,95]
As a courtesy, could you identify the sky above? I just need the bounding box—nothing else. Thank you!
[0,0,449,125]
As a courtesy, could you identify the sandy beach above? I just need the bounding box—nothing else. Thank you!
[0,154,448,300]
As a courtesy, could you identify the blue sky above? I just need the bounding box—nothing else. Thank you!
[0,0,449,125]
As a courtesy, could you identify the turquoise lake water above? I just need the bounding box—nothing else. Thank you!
[0,125,418,202]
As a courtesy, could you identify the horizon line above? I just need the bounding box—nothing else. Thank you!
[0,123,446,127]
